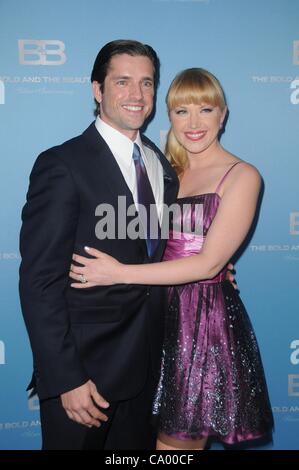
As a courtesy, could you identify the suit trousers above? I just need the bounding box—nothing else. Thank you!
[39,371,157,450]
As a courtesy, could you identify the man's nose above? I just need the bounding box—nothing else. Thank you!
[130,83,143,100]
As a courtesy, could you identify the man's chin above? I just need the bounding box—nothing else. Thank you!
[124,121,147,131]
[123,113,150,127]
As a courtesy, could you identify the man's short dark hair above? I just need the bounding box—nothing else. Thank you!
[91,39,160,91]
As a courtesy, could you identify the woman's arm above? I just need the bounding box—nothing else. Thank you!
[70,164,261,287]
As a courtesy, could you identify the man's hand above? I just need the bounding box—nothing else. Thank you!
[226,263,238,290]
[61,380,109,428]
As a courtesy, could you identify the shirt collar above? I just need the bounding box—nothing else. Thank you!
[95,116,145,164]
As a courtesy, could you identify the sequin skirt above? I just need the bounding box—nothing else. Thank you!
[153,280,273,444]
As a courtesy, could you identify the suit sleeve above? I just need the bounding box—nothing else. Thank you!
[19,150,89,399]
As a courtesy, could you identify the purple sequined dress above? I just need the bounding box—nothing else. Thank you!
[153,190,273,444]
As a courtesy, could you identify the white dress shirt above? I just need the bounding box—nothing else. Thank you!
[95,116,164,223]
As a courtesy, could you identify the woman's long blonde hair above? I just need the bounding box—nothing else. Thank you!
[165,68,227,176]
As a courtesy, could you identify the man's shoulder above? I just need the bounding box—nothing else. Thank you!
[36,122,97,164]
[51,122,95,153]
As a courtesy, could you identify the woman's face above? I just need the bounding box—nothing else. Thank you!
[169,102,226,156]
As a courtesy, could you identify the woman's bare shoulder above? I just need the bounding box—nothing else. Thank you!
[219,152,261,197]
[223,151,261,180]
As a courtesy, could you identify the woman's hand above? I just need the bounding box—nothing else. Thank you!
[69,246,123,288]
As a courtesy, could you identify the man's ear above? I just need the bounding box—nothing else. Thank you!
[92,81,102,104]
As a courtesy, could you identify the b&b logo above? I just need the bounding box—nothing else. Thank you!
[18,40,66,65]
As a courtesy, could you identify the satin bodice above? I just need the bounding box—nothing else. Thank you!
[163,193,227,283]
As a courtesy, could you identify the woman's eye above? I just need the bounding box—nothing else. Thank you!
[201,107,213,113]
[175,109,187,115]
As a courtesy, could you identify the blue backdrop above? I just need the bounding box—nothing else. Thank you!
[0,0,298,450]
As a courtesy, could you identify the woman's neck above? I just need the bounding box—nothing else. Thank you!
[186,142,225,170]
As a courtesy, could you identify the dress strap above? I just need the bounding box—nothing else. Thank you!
[215,161,242,195]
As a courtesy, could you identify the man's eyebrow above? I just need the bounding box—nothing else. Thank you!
[112,75,131,80]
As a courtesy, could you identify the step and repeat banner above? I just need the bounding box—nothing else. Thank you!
[0,0,298,450]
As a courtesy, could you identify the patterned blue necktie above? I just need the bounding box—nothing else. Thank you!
[132,143,160,257]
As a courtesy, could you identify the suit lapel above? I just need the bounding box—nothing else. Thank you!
[82,123,179,262]
[82,123,135,207]
[82,123,148,256]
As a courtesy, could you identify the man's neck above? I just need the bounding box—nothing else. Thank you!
[98,115,138,141]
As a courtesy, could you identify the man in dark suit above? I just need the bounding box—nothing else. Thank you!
[19,39,179,450]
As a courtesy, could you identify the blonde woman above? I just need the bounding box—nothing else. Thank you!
[70,68,273,450]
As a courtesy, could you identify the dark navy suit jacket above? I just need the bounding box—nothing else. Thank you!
[19,122,179,401]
